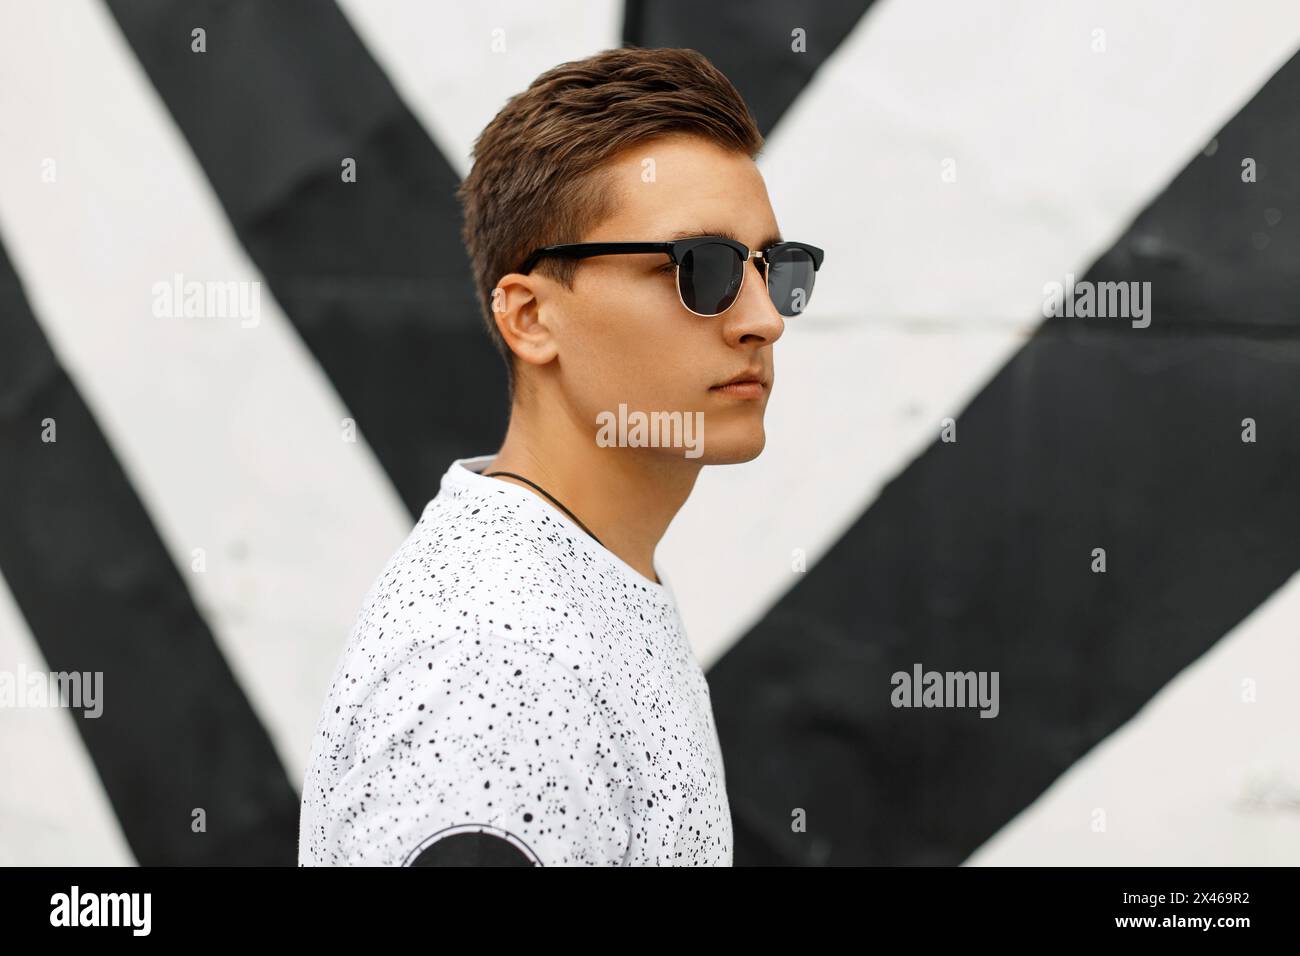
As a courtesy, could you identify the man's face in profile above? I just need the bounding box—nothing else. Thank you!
[539,133,786,466]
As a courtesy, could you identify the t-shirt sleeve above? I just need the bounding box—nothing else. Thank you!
[327,633,635,866]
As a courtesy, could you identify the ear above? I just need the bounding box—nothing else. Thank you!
[491,272,559,369]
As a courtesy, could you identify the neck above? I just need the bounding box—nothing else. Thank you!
[483,390,701,585]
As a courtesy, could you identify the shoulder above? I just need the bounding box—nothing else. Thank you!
[352,484,620,675]
[301,480,646,865]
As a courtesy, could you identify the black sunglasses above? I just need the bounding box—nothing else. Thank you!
[516,236,825,317]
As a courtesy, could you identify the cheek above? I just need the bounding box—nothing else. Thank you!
[571,274,680,367]
[561,273,715,411]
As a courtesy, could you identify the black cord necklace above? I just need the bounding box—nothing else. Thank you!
[483,470,605,548]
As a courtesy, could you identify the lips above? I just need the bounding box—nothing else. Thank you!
[711,369,767,389]
[710,381,764,398]
[709,369,767,399]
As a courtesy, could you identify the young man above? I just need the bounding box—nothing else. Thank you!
[298,46,823,866]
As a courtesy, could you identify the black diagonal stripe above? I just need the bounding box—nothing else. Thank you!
[623,0,875,137]
[104,0,508,517]
[710,53,1300,865]
[0,237,299,865]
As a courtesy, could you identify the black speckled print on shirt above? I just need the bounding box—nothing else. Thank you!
[298,454,733,866]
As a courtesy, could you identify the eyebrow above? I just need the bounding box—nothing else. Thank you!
[669,226,785,249]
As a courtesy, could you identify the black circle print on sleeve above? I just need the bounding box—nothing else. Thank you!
[403,824,542,867]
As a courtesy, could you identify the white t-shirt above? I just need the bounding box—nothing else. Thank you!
[298,454,733,866]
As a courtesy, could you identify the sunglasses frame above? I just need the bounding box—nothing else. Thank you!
[516,236,825,317]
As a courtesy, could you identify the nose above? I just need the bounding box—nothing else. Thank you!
[721,256,784,347]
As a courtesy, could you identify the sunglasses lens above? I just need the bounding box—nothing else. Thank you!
[679,242,744,316]
[766,246,817,316]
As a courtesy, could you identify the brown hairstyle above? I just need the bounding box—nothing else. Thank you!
[456,46,764,397]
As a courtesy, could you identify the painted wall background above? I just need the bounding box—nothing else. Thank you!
[1,0,1297,865]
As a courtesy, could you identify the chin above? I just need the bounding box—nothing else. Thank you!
[690,425,767,465]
